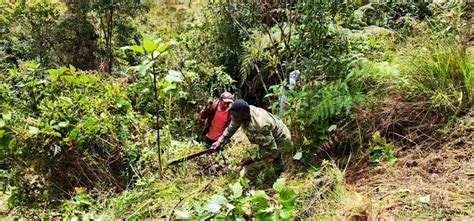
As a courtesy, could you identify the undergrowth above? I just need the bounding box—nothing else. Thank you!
[1,1,473,220]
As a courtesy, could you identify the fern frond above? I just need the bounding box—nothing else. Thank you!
[239,52,254,86]
[308,80,361,124]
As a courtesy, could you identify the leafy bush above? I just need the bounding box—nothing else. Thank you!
[265,74,367,161]
[368,131,396,165]
[0,63,159,214]
[196,175,297,220]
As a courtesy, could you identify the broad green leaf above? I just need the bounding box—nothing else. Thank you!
[293,151,302,160]
[29,126,39,135]
[47,67,68,80]
[135,60,155,76]
[251,190,270,212]
[58,122,68,127]
[174,210,191,219]
[319,134,328,141]
[25,61,39,70]
[280,208,292,219]
[368,152,381,163]
[303,137,312,146]
[1,111,10,121]
[163,85,177,94]
[143,38,157,53]
[69,64,76,72]
[168,39,177,46]
[115,97,131,111]
[386,150,396,165]
[0,120,5,128]
[59,96,74,106]
[269,84,281,91]
[273,178,286,192]
[328,124,337,132]
[202,194,227,213]
[156,42,170,53]
[146,51,161,60]
[63,76,78,84]
[387,155,396,165]
[255,208,273,220]
[239,167,246,178]
[35,80,47,86]
[0,129,12,148]
[278,189,297,208]
[83,117,99,134]
[165,70,183,83]
[230,182,242,199]
[121,45,145,54]
[372,135,386,145]
[368,145,383,152]
[263,93,275,98]
[8,69,17,75]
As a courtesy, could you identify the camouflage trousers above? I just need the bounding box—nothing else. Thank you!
[245,140,290,188]
[245,153,283,188]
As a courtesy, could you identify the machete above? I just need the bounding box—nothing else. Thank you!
[167,140,229,166]
[167,148,220,166]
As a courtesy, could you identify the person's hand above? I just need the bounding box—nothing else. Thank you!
[207,97,213,106]
[239,156,253,166]
[210,141,221,150]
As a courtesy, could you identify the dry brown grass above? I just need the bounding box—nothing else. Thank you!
[343,110,473,220]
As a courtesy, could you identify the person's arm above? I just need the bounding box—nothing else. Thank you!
[210,120,241,149]
[217,119,241,144]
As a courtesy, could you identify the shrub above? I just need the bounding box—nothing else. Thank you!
[0,63,157,214]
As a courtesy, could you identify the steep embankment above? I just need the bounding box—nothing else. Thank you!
[343,113,473,219]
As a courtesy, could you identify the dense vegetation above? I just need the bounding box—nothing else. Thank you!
[0,0,472,219]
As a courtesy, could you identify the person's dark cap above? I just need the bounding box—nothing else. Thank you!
[220,92,234,103]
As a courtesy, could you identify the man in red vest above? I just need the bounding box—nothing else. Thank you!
[199,92,234,149]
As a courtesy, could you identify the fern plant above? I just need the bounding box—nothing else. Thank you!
[307,80,363,124]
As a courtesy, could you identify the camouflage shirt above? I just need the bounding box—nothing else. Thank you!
[218,105,291,151]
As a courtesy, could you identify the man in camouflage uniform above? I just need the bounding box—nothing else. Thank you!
[211,99,291,185]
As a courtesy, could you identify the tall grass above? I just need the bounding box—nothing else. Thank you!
[404,38,473,112]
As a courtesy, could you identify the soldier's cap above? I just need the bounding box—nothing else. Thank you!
[220,92,234,103]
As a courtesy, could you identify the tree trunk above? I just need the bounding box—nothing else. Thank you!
[107,5,114,74]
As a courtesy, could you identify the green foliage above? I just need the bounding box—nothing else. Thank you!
[265,75,365,158]
[308,80,363,124]
[54,14,98,70]
[122,36,183,173]
[197,177,298,220]
[0,1,148,73]
[0,62,160,215]
[404,38,473,110]
[0,2,60,70]
[368,132,396,165]
[353,2,433,30]
[2,1,473,219]
[293,2,357,79]
[59,192,98,220]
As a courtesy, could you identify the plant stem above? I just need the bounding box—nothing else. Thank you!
[167,93,172,160]
[151,56,162,175]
